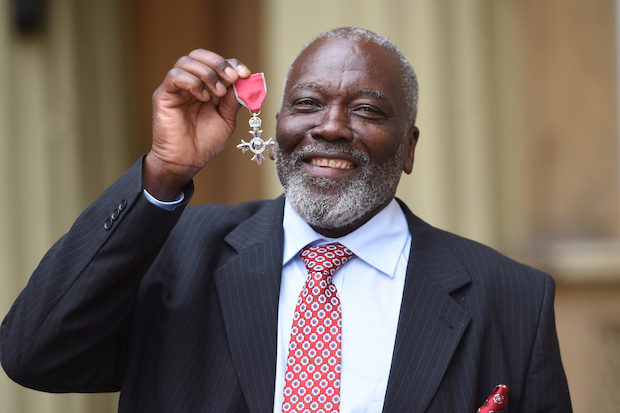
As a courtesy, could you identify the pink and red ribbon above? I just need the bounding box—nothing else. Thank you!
[233,73,266,112]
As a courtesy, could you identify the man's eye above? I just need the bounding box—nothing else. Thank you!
[353,105,384,117]
[291,99,321,112]
[294,99,319,106]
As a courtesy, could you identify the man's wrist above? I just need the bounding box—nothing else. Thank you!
[143,152,194,201]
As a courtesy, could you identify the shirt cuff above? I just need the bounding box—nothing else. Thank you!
[143,189,185,211]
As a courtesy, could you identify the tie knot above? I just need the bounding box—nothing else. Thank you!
[300,244,355,276]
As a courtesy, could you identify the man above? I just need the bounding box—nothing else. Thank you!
[0,27,571,412]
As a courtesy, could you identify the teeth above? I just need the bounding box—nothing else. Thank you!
[310,158,353,169]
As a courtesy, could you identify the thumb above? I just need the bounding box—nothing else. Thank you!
[218,86,245,125]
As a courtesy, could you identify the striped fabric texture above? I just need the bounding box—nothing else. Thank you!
[0,158,572,413]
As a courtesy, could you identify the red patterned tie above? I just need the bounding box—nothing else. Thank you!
[282,244,355,413]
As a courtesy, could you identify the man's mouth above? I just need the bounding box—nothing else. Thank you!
[309,157,354,170]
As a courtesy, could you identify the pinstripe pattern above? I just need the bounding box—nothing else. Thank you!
[0,159,571,412]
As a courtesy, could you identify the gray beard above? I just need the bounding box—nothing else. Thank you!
[274,142,404,231]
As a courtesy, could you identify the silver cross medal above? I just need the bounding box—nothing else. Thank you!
[236,112,275,165]
[232,72,274,165]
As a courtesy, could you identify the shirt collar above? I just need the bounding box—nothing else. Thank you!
[282,198,410,278]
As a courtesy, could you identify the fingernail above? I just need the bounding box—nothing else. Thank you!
[225,66,238,80]
[237,64,251,76]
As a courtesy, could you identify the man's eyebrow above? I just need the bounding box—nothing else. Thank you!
[292,82,322,92]
[290,84,388,101]
[361,88,386,100]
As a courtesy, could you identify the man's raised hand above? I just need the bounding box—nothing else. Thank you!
[144,49,251,201]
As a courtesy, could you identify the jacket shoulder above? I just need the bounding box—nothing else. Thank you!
[438,228,550,283]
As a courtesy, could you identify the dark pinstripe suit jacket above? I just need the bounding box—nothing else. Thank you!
[1,158,571,412]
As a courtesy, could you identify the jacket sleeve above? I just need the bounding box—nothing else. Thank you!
[0,157,192,392]
[517,274,572,413]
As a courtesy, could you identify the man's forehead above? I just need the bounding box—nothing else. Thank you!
[288,38,399,80]
[293,37,369,67]
[285,39,403,104]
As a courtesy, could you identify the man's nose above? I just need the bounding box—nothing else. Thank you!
[310,106,354,142]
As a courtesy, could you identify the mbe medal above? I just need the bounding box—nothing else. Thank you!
[233,73,275,165]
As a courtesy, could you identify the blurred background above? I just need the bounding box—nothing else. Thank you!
[1,0,619,411]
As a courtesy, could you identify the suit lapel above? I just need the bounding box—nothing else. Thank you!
[212,197,472,413]
[213,197,285,413]
[383,203,472,413]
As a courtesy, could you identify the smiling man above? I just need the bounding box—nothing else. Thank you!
[274,33,418,238]
[1,27,571,413]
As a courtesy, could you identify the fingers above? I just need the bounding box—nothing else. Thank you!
[187,50,250,80]
[159,49,251,103]
[224,58,251,78]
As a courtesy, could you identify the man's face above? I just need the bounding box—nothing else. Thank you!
[274,37,419,237]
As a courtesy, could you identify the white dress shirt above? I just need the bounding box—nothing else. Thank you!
[145,190,411,412]
[273,199,411,413]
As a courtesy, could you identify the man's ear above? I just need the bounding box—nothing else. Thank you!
[403,126,419,174]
